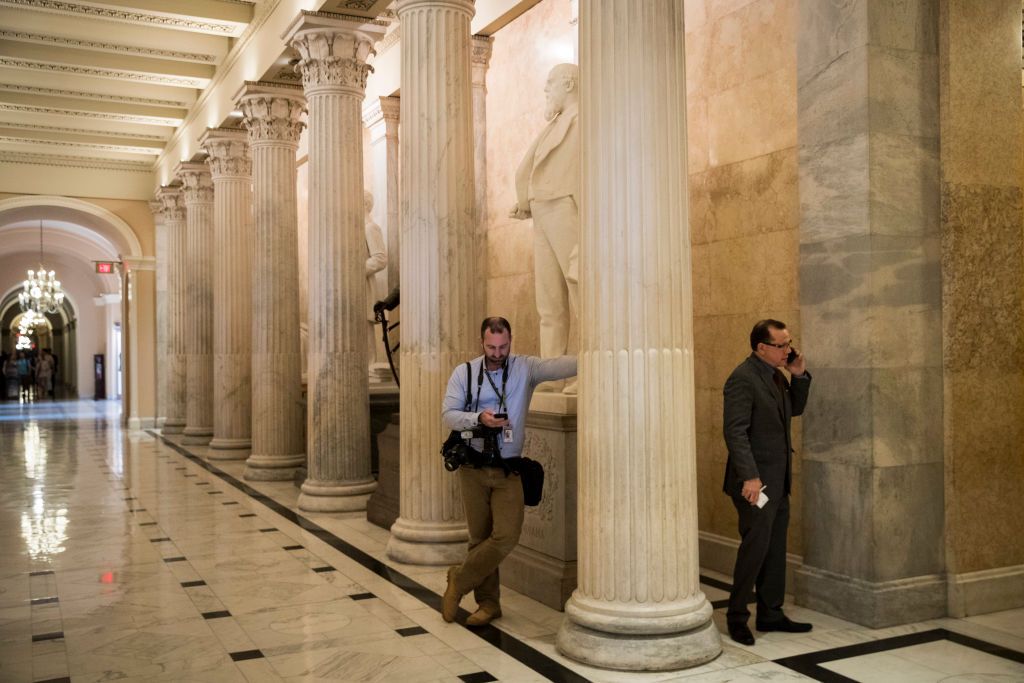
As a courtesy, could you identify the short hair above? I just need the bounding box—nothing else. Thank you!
[749,319,787,351]
[480,316,512,338]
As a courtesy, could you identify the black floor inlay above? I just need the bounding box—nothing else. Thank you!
[32,631,64,642]
[195,481,210,486]
[181,580,206,588]
[28,570,54,577]
[30,596,59,605]
[153,431,590,683]
[239,513,256,518]
[202,610,231,619]
[150,537,172,543]
[312,566,335,573]
[36,677,71,683]
[222,501,239,506]
[459,673,498,683]
[163,556,187,563]
[229,649,264,662]
[139,522,158,526]
[207,491,222,495]
[282,545,303,551]
[350,593,375,600]
[258,528,276,532]
[396,626,428,637]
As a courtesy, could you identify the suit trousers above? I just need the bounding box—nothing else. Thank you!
[454,466,525,608]
[728,491,789,625]
[530,196,579,359]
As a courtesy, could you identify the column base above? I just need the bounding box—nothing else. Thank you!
[556,615,721,672]
[243,453,305,481]
[182,426,213,445]
[298,478,377,512]
[208,437,251,461]
[162,419,185,434]
[386,517,468,565]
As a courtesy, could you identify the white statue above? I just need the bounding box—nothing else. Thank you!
[510,63,579,394]
[364,191,387,377]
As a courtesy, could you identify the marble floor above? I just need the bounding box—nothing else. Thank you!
[1,400,1022,683]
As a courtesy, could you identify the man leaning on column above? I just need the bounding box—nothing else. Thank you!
[440,317,576,626]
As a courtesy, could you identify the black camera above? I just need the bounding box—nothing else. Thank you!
[441,426,501,471]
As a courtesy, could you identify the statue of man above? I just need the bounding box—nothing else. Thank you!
[510,63,579,394]
[364,191,387,377]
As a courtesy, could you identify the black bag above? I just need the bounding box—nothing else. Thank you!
[441,362,474,470]
[516,457,544,506]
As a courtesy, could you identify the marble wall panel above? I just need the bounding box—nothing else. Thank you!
[871,462,944,581]
[868,0,937,53]
[799,366,873,469]
[871,366,943,468]
[707,66,797,168]
[485,272,539,354]
[799,135,870,245]
[798,46,869,149]
[869,134,940,237]
[706,0,796,96]
[796,0,868,85]
[868,49,939,140]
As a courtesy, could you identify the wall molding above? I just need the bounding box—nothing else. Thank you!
[947,564,1024,617]
[0,135,158,155]
[0,82,190,108]
[0,57,206,88]
[0,30,218,63]
[0,103,181,126]
[0,150,152,172]
[0,122,167,141]
[0,0,242,36]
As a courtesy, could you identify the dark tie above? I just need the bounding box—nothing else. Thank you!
[772,369,787,400]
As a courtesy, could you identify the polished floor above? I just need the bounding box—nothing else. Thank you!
[1,400,1022,682]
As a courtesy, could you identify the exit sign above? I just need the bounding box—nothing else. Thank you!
[95,262,115,274]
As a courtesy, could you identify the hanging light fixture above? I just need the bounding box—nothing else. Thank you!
[18,220,64,315]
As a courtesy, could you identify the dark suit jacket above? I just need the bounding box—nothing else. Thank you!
[722,354,811,497]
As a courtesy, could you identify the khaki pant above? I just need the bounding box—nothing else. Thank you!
[453,466,524,608]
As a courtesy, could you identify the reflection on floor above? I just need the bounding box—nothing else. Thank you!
[1,400,1022,682]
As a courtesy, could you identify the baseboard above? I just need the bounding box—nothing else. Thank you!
[128,416,155,430]
[698,531,802,591]
[947,564,1024,617]
[795,564,946,628]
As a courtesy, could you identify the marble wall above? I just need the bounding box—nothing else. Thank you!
[684,0,804,558]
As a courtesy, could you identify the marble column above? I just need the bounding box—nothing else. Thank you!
[175,163,215,445]
[362,96,400,294]
[470,34,492,321]
[794,0,946,627]
[385,0,475,565]
[939,0,1024,615]
[235,81,307,481]
[157,186,187,434]
[555,2,721,671]
[284,11,386,511]
[149,200,167,429]
[201,128,253,459]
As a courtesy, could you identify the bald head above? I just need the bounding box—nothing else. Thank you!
[544,63,579,121]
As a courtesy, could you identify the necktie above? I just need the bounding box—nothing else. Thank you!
[772,369,787,400]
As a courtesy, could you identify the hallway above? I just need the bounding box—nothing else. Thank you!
[1,402,1022,682]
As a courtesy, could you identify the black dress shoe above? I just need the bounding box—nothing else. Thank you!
[727,622,755,645]
[756,616,812,633]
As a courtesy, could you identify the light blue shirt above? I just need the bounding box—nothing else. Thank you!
[442,353,577,459]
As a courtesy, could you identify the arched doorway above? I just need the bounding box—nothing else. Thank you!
[1,293,79,398]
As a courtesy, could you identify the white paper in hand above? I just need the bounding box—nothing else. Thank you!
[756,488,769,509]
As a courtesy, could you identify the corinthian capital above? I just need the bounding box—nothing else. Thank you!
[283,11,387,94]
[175,162,214,204]
[156,186,184,222]
[200,128,251,178]
[234,82,307,145]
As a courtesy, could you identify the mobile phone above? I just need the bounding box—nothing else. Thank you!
[493,413,508,420]
[787,348,798,364]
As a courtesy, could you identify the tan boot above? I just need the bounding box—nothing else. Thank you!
[442,566,462,623]
[465,602,502,626]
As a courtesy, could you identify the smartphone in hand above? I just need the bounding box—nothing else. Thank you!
[493,413,508,420]
[787,348,798,364]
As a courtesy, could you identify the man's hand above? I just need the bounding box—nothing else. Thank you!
[786,349,806,377]
[741,478,763,506]
[508,204,531,220]
[479,410,509,428]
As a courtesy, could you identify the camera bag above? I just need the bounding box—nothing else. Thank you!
[515,457,544,506]
[441,362,474,466]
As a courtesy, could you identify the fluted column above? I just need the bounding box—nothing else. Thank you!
[385,0,475,565]
[284,11,387,511]
[555,2,721,671]
[235,81,307,480]
[157,186,187,434]
[175,163,215,445]
[149,199,168,428]
[201,128,253,459]
[470,34,492,290]
[362,96,400,294]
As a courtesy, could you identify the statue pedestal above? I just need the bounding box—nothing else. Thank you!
[501,392,577,609]
[367,384,400,529]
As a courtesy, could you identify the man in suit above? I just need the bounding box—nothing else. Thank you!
[722,319,813,645]
[510,63,579,393]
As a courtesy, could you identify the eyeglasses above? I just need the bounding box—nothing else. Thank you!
[761,340,792,349]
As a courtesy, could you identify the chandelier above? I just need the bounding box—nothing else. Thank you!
[18,220,64,315]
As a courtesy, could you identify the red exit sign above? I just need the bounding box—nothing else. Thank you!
[95,262,115,274]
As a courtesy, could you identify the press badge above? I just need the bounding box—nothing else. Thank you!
[502,426,514,443]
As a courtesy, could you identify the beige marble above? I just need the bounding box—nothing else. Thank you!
[156,186,187,435]
[556,1,721,671]
[200,128,253,459]
[235,82,307,481]
[362,96,400,295]
[385,0,475,566]
[175,162,215,446]
[149,200,167,428]
[284,11,385,512]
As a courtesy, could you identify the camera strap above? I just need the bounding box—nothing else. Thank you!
[476,358,508,414]
[462,362,472,410]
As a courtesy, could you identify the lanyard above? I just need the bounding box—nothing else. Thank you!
[475,359,508,413]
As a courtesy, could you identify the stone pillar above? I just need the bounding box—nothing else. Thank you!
[157,186,187,434]
[362,96,401,294]
[556,2,721,671]
[939,0,1024,615]
[201,128,253,459]
[235,81,307,480]
[284,11,386,511]
[794,1,946,627]
[470,34,492,276]
[149,199,167,428]
[385,0,476,565]
[175,163,215,445]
